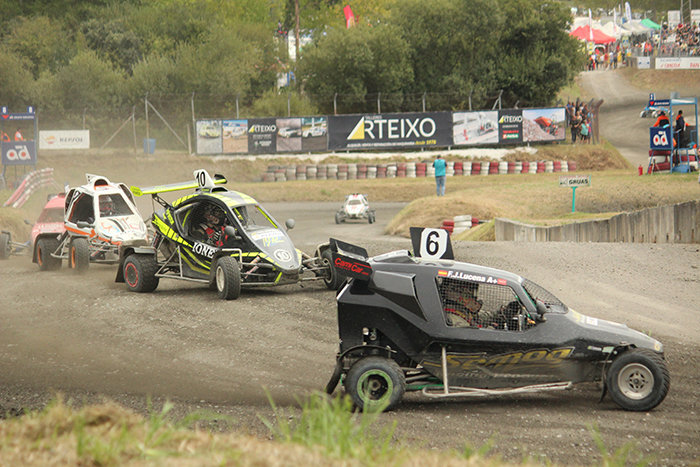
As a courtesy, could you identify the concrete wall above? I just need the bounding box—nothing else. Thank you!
[495,200,700,243]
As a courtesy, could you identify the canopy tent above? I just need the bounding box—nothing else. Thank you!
[641,18,661,30]
[570,25,616,44]
[622,20,653,34]
[600,21,630,38]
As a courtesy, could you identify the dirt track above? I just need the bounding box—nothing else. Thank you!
[2,72,700,465]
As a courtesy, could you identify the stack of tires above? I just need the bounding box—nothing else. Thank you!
[446,161,455,176]
[357,164,367,179]
[453,215,472,235]
[306,165,317,180]
[416,163,427,177]
[463,161,472,176]
[454,161,463,176]
[327,164,338,179]
[406,162,416,178]
[397,162,407,178]
[317,164,328,180]
[367,165,377,179]
[441,219,454,233]
[347,163,358,179]
[337,164,348,180]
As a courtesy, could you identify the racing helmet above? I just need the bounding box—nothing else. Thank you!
[203,204,224,225]
[446,281,482,313]
[99,195,115,216]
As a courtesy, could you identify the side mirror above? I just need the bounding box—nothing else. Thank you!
[535,300,548,322]
[285,218,296,230]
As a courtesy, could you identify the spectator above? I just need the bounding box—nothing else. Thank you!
[654,111,670,128]
[675,110,686,146]
[432,155,446,197]
[0,131,9,142]
[14,128,23,141]
[571,110,582,144]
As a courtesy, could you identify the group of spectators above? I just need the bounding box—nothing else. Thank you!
[587,46,624,70]
[633,22,700,57]
[566,100,593,144]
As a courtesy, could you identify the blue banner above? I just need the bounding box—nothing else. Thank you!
[649,126,672,150]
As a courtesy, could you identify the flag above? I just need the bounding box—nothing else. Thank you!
[588,9,593,41]
[344,5,356,28]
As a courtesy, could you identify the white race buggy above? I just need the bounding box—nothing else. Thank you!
[34,174,149,272]
[335,193,376,224]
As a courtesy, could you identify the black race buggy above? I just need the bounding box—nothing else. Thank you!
[116,170,342,299]
[325,231,670,412]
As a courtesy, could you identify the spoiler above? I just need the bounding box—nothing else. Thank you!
[131,169,227,197]
[329,238,372,281]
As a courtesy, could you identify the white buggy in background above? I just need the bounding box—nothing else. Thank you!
[35,174,149,272]
[335,193,376,224]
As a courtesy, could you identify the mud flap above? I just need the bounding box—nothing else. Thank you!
[325,359,343,395]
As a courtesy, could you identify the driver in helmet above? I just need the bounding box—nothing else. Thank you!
[195,204,228,247]
[444,281,486,327]
[99,195,115,217]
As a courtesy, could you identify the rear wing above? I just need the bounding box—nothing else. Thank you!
[329,238,372,281]
[131,169,227,197]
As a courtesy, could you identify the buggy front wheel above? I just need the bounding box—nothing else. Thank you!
[36,238,61,271]
[123,254,159,293]
[606,349,669,411]
[69,237,90,272]
[344,356,405,412]
[0,233,10,259]
[215,256,241,300]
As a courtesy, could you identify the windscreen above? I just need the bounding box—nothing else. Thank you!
[233,205,277,231]
[99,194,134,218]
[522,279,568,313]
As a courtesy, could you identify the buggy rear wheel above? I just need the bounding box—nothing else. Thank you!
[606,349,669,411]
[368,212,376,224]
[345,356,405,412]
[335,212,342,224]
[215,256,241,300]
[321,249,343,290]
[69,237,89,272]
[123,254,159,293]
[0,233,10,259]
[36,238,61,271]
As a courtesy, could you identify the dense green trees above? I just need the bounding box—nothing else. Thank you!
[0,0,586,131]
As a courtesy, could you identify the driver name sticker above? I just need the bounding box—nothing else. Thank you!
[438,269,506,285]
[193,241,216,258]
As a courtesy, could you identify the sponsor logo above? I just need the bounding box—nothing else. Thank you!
[334,257,370,276]
[652,130,669,147]
[423,347,575,371]
[248,124,277,133]
[499,114,523,124]
[347,116,436,141]
[193,241,216,258]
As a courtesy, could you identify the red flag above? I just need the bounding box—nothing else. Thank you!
[343,5,356,28]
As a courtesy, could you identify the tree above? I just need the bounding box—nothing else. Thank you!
[298,24,412,113]
[2,16,73,78]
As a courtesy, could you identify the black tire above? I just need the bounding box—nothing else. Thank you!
[321,249,343,290]
[215,256,241,300]
[69,237,90,272]
[36,238,61,271]
[123,254,160,293]
[368,212,376,224]
[344,356,405,412]
[325,361,343,395]
[335,212,341,224]
[0,233,10,259]
[606,348,670,411]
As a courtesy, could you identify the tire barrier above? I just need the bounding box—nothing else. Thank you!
[261,160,581,182]
[3,168,58,208]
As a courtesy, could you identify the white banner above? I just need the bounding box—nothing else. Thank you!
[637,56,651,69]
[656,57,700,70]
[39,130,90,150]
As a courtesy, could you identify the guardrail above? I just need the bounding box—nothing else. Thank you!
[3,168,58,208]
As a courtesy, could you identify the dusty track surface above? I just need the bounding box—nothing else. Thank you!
[2,201,699,465]
[2,72,700,465]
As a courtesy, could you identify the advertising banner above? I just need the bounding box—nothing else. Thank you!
[656,57,700,70]
[39,130,90,150]
[328,112,452,150]
[301,116,328,152]
[452,111,498,145]
[498,109,523,144]
[522,108,566,142]
[276,117,302,152]
[247,118,277,154]
[222,119,247,154]
[649,126,672,150]
[196,120,222,154]
[2,141,37,166]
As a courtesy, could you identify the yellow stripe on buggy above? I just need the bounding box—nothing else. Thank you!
[131,175,227,197]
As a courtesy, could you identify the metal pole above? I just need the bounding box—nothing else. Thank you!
[422,92,426,112]
[190,92,195,139]
[294,0,300,61]
[132,106,137,153]
[571,186,577,213]
[145,93,149,141]
[334,93,337,115]
[377,92,381,114]
[287,92,291,117]
[236,95,240,119]
[469,89,473,111]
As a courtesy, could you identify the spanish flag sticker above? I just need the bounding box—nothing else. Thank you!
[437,270,448,277]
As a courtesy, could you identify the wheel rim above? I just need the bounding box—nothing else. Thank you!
[216,265,225,291]
[356,369,393,406]
[125,263,139,287]
[322,257,332,283]
[617,363,654,400]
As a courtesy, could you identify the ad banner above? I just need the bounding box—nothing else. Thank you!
[522,108,566,142]
[39,130,90,150]
[247,118,277,154]
[328,112,452,150]
[2,141,37,166]
[498,109,523,144]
